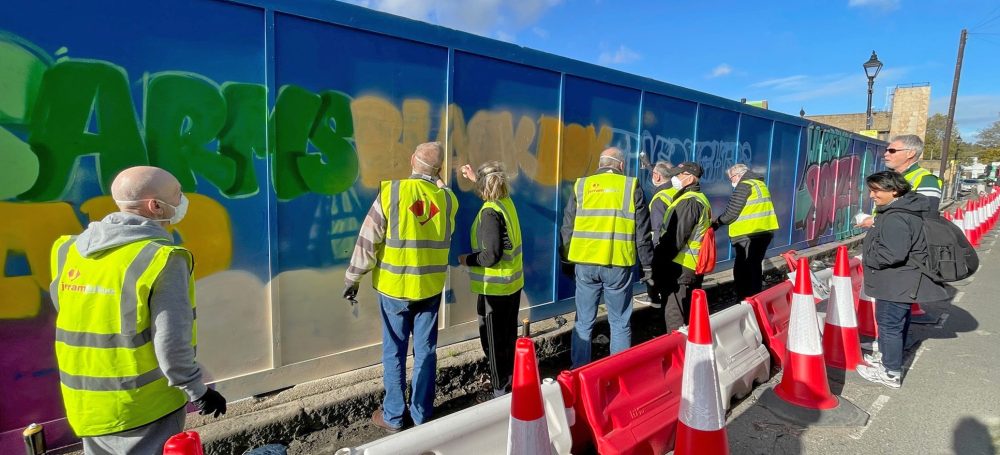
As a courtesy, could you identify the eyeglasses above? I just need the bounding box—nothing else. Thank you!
[885,148,911,154]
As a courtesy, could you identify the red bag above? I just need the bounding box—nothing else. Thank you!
[695,227,716,275]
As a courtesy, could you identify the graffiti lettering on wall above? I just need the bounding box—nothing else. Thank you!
[794,125,872,242]
[608,127,752,183]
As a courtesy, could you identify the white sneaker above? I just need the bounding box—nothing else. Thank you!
[863,351,882,367]
[856,364,901,389]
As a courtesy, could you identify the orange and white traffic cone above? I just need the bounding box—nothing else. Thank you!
[675,289,729,455]
[507,338,549,455]
[951,209,965,232]
[963,203,979,247]
[774,257,838,410]
[822,246,863,370]
[163,431,204,455]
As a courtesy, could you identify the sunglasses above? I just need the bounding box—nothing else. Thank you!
[885,148,910,154]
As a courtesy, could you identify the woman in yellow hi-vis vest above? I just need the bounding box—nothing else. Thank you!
[457,161,524,397]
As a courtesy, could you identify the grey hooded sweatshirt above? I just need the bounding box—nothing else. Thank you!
[69,212,207,402]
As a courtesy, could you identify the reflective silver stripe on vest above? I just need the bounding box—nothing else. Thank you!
[572,231,636,241]
[735,211,776,222]
[120,242,164,336]
[50,236,77,312]
[56,328,152,349]
[743,197,773,206]
[469,270,524,284]
[389,180,401,240]
[623,177,635,212]
[384,238,451,249]
[501,245,523,262]
[59,367,165,392]
[378,263,449,275]
[576,208,633,218]
[747,180,763,198]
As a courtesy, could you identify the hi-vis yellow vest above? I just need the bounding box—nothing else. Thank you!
[664,191,712,271]
[50,236,196,437]
[373,178,458,300]
[650,187,679,211]
[729,179,779,237]
[470,197,524,296]
[904,166,942,190]
[568,173,639,267]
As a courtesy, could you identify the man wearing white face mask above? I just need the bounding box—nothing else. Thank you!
[656,161,712,333]
[712,163,779,300]
[49,166,226,454]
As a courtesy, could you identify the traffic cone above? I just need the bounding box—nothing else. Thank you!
[774,257,838,410]
[951,209,965,232]
[976,199,986,239]
[909,303,938,325]
[856,275,879,339]
[675,289,729,455]
[963,204,979,247]
[507,338,549,455]
[943,211,953,222]
[822,246,863,370]
[163,431,204,455]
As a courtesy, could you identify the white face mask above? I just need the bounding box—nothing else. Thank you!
[670,176,684,190]
[731,181,739,189]
[116,194,189,225]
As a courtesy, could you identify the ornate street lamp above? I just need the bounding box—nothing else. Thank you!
[863,51,883,130]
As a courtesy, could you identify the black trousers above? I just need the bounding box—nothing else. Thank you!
[732,232,773,300]
[662,262,703,333]
[477,290,521,395]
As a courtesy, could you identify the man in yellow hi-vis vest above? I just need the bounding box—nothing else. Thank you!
[561,147,655,368]
[657,162,712,333]
[50,166,226,454]
[712,163,780,300]
[857,134,942,228]
[344,142,458,432]
[636,161,681,309]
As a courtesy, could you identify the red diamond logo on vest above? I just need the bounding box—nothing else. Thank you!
[67,268,81,281]
[409,199,440,226]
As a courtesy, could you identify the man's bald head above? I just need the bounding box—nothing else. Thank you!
[412,142,444,176]
[111,166,182,218]
[599,147,625,170]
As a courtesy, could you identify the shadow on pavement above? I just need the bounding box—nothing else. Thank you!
[953,416,998,455]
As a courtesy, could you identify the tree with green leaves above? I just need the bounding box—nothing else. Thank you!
[976,118,1000,164]
[923,113,964,161]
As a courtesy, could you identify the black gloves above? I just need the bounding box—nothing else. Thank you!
[195,388,227,418]
[343,281,360,301]
[641,268,655,288]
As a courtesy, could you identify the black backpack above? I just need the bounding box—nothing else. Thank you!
[899,209,979,282]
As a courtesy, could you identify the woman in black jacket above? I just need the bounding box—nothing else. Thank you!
[857,171,951,389]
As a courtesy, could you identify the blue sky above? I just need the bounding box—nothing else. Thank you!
[343,0,1000,141]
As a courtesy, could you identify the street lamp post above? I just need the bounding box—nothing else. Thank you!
[863,51,883,131]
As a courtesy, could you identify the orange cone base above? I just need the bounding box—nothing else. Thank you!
[911,304,927,316]
[856,300,878,338]
[775,354,838,410]
[822,325,863,370]
[675,423,729,455]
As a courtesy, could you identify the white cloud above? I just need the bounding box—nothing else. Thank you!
[496,30,517,43]
[598,45,641,65]
[531,26,549,39]
[848,0,901,10]
[348,0,561,37]
[708,64,733,78]
[750,67,911,103]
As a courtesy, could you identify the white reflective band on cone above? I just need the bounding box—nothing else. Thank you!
[507,416,549,455]
[679,342,726,431]
[826,276,858,328]
[953,218,965,231]
[787,292,823,355]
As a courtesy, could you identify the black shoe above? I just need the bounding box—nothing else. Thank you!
[371,409,403,433]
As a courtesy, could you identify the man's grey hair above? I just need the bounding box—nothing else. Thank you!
[727,163,749,178]
[891,134,924,158]
[653,161,674,178]
[598,147,625,168]
[412,141,444,175]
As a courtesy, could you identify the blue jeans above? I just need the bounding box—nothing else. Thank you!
[378,293,441,427]
[571,264,634,368]
[875,299,912,373]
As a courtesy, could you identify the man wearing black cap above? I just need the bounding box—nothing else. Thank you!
[656,161,712,332]
[636,161,680,309]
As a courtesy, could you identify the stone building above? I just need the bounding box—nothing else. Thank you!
[804,84,931,142]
